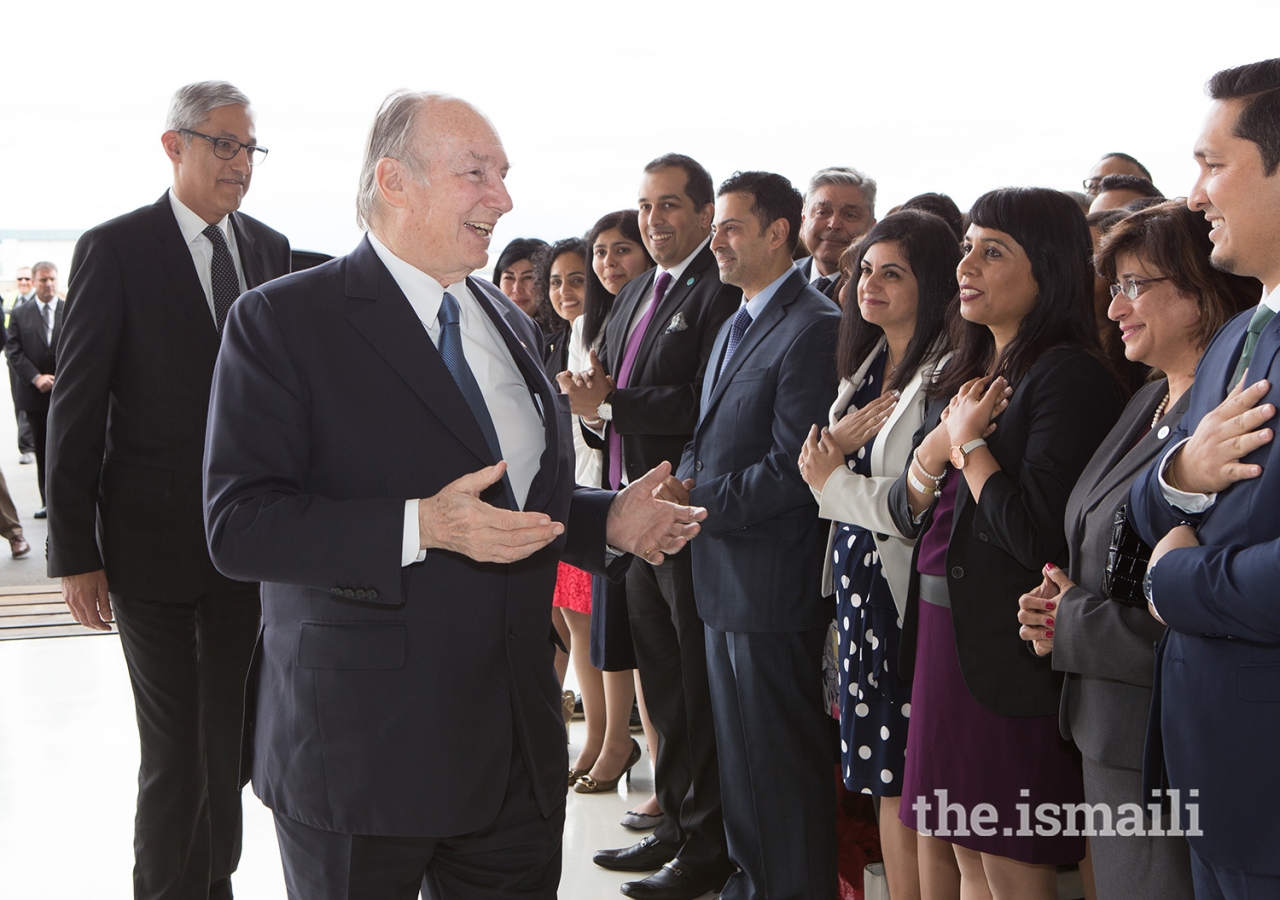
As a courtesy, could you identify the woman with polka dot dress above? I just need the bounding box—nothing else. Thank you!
[800,210,960,900]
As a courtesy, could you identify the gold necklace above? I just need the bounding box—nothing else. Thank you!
[1150,391,1170,428]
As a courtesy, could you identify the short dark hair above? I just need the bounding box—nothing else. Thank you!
[532,237,589,323]
[899,192,964,241]
[934,187,1104,398]
[582,210,654,348]
[1094,199,1259,351]
[644,153,714,210]
[491,238,548,286]
[1099,152,1153,182]
[1207,58,1280,175]
[1097,174,1163,199]
[1085,208,1129,236]
[716,170,804,254]
[835,210,959,392]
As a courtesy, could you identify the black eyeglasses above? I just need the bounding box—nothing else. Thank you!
[15,276,31,282]
[1109,276,1170,300]
[180,129,269,166]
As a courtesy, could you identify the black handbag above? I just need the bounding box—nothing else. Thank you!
[1103,504,1153,608]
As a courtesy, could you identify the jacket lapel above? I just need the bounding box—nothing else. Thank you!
[230,213,266,290]
[343,239,496,470]
[701,269,802,420]
[631,246,717,379]
[150,194,221,352]
[466,276,562,513]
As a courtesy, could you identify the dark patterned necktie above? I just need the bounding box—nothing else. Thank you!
[202,224,240,333]
[813,275,833,295]
[437,291,516,509]
[1231,303,1277,385]
[717,306,754,382]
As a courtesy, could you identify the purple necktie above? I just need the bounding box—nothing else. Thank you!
[608,270,672,489]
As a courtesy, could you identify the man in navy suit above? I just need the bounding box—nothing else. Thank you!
[661,171,840,899]
[203,91,705,900]
[1129,57,1280,899]
[794,166,876,303]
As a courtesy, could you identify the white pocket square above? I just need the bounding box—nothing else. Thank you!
[665,312,689,334]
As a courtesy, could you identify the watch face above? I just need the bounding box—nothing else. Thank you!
[950,446,966,469]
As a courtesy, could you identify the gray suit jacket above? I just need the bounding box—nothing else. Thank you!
[1052,379,1185,768]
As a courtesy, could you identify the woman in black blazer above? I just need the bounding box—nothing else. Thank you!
[888,188,1125,899]
[1016,202,1258,899]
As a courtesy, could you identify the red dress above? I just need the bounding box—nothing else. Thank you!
[552,561,592,614]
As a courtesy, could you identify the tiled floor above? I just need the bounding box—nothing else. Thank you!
[0,633,695,899]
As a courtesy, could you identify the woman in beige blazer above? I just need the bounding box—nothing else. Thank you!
[800,210,960,900]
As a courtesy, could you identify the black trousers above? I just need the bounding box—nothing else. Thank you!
[705,626,837,900]
[272,737,563,900]
[625,551,728,869]
[113,580,260,900]
[27,406,46,505]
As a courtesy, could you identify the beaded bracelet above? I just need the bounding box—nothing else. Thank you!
[910,449,944,499]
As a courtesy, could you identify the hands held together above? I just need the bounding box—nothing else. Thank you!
[798,391,899,492]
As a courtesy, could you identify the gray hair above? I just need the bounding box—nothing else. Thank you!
[805,166,877,218]
[30,260,57,276]
[165,81,251,134]
[355,90,450,231]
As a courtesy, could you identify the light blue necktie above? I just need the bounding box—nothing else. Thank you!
[1230,303,1277,385]
[437,291,516,509]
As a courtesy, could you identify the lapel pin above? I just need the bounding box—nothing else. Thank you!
[686,277,695,286]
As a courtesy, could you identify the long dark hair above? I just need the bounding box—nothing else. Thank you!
[932,187,1103,398]
[583,210,653,349]
[835,210,958,392]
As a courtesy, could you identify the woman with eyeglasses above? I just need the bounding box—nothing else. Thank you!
[888,187,1126,899]
[1016,201,1258,900]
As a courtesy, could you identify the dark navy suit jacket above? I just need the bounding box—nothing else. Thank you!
[204,237,617,837]
[1129,302,1280,875]
[678,268,839,633]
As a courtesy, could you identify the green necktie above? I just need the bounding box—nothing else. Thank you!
[1230,303,1277,386]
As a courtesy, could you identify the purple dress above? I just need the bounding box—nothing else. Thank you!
[899,470,1085,864]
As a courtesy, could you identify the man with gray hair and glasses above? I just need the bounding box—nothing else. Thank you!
[796,166,877,302]
[46,80,290,900]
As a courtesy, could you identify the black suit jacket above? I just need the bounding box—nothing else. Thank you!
[203,237,619,836]
[591,244,739,482]
[5,298,62,412]
[889,348,1124,716]
[46,193,290,598]
[794,256,842,302]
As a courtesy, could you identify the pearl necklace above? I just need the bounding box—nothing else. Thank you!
[1150,392,1170,428]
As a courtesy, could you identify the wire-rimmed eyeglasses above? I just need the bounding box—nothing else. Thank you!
[1109,276,1170,300]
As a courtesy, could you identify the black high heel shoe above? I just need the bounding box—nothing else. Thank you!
[573,738,642,794]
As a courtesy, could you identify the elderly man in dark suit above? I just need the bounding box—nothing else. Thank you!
[203,90,705,900]
[46,81,290,900]
[795,166,876,303]
[661,171,841,900]
[562,153,739,900]
[5,260,61,516]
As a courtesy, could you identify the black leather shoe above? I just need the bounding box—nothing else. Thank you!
[620,859,734,899]
[33,507,46,519]
[592,835,675,872]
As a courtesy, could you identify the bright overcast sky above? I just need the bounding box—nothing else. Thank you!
[4,0,1279,261]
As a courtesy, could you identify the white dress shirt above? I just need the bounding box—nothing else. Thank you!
[168,189,248,322]
[365,232,547,566]
[36,298,55,349]
[1159,284,1280,512]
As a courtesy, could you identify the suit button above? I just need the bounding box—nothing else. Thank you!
[507,628,515,642]
[367,589,377,600]
[695,460,703,472]
[950,566,964,579]
[331,587,342,595]
[355,589,367,599]
[978,533,989,542]
[344,589,356,598]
